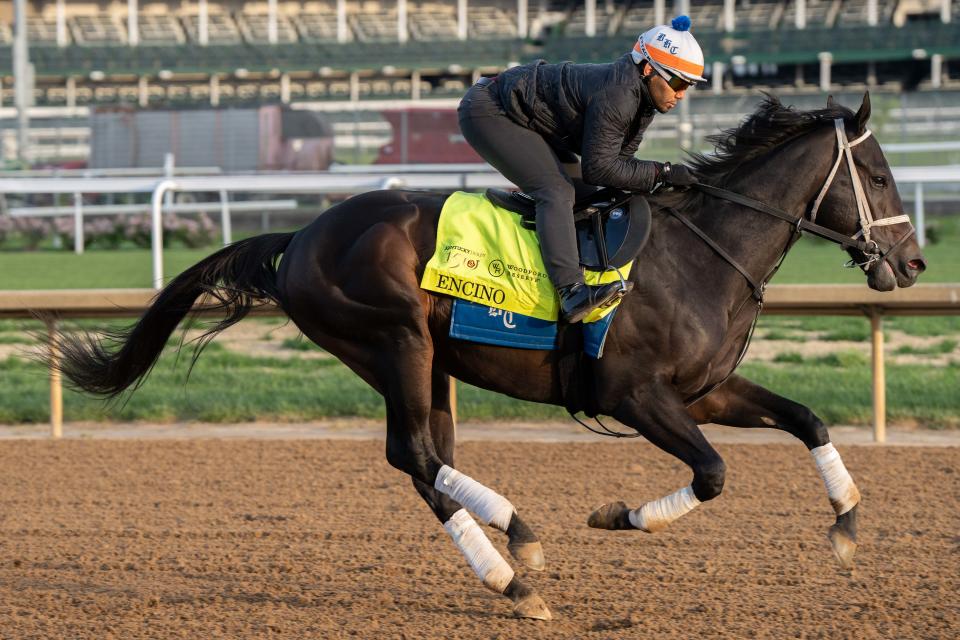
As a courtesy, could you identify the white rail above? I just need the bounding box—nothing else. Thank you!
[0,164,956,287]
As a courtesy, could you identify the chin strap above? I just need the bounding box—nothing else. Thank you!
[810,119,913,256]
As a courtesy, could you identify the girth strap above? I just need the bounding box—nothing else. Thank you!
[668,207,765,301]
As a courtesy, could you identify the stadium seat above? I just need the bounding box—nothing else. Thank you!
[329,81,350,97]
[70,14,126,46]
[409,4,460,41]
[783,0,839,28]
[469,5,518,40]
[26,17,62,46]
[352,9,397,42]
[619,1,656,36]
[238,12,300,44]
[305,81,329,98]
[690,1,724,31]
[182,12,243,44]
[46,86,68,105]
[118,85,140,103]
[93,86,119,102]
[138,14,187,45]
[836,0,896,26]
[296,11,347,42]
[189,83,211,101]
[737,0,785,31]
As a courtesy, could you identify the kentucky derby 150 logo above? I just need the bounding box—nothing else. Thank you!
[488,259,505,277]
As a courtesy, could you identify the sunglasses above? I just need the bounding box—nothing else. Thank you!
[664,72,695,92]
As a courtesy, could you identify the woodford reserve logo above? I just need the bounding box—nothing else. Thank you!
[434,273,506,305]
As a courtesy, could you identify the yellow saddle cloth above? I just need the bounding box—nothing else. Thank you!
[420,191,632,323]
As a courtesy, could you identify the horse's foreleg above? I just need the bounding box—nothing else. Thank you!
[588,385,725,533]
[688,375,860,569]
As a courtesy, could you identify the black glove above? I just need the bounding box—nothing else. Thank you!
[658,162,699,187]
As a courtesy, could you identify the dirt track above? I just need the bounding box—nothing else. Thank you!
[1,439,957,639]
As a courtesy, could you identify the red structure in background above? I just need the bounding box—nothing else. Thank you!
[375,109,483,164]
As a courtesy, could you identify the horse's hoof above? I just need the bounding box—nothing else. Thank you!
[828,505,859,570]
[828,525,857,569]
[513,594,552,621]
[587,501,634,530]
[508,540,546,571]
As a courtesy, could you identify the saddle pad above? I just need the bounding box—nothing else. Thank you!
[421,191,632,323]
[450,299,619,359]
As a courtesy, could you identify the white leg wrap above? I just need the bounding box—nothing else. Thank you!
[628,485,701,533]
[444,509,515,593]
[434,465,515,531]
[811,443,860,515]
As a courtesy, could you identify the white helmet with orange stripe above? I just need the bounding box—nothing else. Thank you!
[631,15,706,86]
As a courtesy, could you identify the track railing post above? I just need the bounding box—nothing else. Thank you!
[46,318,63,439]
[449,377,458,435]
[870,309,886,443]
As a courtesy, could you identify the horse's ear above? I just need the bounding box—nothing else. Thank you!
[826,95,836,108]
[854,91,871,133]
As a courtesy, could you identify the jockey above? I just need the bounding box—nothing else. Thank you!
[459,16,705,323]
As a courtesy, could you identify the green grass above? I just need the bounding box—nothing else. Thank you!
[0,339,955,426]
[756,315,960,339]
[760,329,806,341]
[770,231,959,285]
[281,336,323,351]
[894,339,957,356]
[738,361,960,428]
[773,351,805,364]
[0,248,215,290]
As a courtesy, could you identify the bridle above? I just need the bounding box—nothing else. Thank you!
[810,119,915,269]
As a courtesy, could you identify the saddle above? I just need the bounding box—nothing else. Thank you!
[484,187,652,270]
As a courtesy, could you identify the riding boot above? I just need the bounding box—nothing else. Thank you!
[558,281,633,324]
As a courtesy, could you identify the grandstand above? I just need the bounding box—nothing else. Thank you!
[0,1,958,165]
[0,1,955,109]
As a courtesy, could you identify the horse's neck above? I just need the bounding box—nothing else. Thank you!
[681,131,835,286]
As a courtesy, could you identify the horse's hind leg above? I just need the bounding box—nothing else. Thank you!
[407,370,550,620]
[687,374,860,569]
[377,320,548,618]
[588,385,725,533]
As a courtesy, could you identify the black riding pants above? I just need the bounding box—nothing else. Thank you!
[458,80,587,288]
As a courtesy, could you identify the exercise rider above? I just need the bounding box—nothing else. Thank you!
[458,15,705,323]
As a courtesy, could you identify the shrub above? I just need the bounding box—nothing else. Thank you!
[53,213,220,250]
[13,217,51,250]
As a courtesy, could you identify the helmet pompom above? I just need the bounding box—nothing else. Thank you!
[671,15,692,31]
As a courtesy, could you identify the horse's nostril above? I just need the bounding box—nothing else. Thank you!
[907,258,926,273]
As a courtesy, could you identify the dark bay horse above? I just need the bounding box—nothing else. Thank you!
[52,94,926,620]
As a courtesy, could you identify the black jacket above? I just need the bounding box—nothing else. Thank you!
[493,53,660,191]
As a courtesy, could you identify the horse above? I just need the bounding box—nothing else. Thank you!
[50,93,926,620]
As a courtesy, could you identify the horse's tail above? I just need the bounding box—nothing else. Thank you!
[50,232,295,398]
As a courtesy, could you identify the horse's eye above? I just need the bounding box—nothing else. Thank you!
[871,176,888,188]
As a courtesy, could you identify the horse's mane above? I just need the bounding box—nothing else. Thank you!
[688,94,855,185]
[651,94,856,212]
